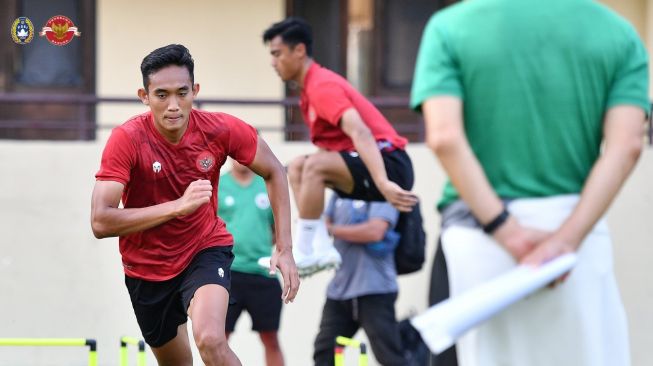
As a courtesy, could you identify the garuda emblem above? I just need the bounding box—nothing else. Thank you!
[40,15,81,46]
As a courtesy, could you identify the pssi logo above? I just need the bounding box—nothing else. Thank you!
[11,17,34,45]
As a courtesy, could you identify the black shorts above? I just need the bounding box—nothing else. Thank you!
[124,246,234,347]
[225,271,282,333]
[336,148,414,201]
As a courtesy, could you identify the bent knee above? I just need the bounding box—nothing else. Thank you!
[302,153,336,176]
[194,330,228,353]
[287,156,308,182]
[259,331,281,347]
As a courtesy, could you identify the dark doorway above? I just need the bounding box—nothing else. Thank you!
[0,0,96,140]
[283,0,456,142]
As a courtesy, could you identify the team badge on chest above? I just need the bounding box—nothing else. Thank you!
[196,151,216,173]
[308,105,317,123]
[152,161,162,173]
[255,193,270,209]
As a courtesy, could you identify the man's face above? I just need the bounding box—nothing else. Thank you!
[268,35,304,82]
[138,65,198,142]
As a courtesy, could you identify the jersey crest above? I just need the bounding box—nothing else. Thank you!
[308,105,317,123]
[196,151,216,172]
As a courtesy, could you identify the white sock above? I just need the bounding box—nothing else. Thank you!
[313,219,333,254]
[296,218,320,256]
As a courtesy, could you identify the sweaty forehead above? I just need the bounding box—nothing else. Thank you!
[270,36,289,50]
[147,65,192,90]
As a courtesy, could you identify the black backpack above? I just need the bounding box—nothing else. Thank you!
[394,201,426,275]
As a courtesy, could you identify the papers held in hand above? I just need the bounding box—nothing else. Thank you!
[410,253,578,354]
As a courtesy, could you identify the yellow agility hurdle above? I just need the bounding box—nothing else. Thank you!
[0,338,97,366]
[119,336,146,366]
[334,336,368,366]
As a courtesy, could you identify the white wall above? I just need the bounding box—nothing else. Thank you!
[96,0,288,143]
[0,138,651,366]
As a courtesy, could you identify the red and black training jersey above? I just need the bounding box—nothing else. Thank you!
[300,62,407,152]
[96,109,257,281]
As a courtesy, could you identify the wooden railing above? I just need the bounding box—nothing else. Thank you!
[0,93,650,145]
[0,93,423,139]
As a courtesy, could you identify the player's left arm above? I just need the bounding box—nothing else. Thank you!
[247,137,299,303]
[340,108,417,212]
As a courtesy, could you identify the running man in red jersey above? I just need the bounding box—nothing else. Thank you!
[91,44,299,366]
[261,18,418,277]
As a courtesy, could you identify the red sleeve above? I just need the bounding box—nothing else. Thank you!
[225,115,258,166]
[310,82,353,126]
[95,127,135,185]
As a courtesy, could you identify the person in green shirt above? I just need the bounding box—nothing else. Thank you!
[411,1,649,365]
[219,160,285,366]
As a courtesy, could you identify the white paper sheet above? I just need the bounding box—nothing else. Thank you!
[410,253,577,354]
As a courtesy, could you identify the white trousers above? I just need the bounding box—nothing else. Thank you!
[441,195,630,366]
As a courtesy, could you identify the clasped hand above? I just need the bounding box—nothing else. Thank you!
[493,217,576,286]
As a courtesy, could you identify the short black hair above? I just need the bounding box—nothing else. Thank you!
[262,17,313,57]
[140,44,195,91]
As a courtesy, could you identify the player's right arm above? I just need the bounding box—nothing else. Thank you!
[340,108,417,212]
[92,126,213,239]
[422,97,551,261]
[91,179,212,238]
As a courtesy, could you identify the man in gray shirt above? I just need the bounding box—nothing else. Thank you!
[313,195,406,365]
